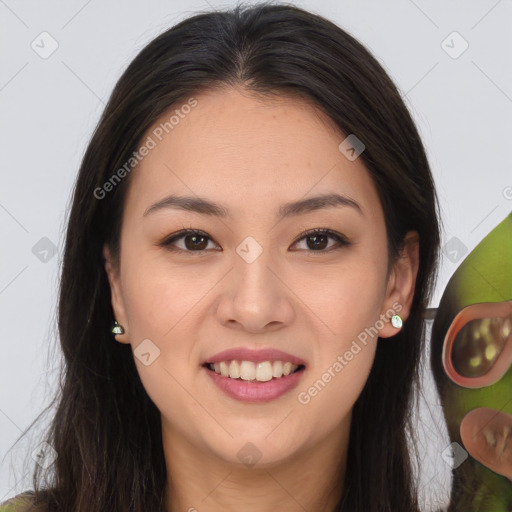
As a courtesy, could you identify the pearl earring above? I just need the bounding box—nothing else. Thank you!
[391,315,403,329]
[111,320,125,335]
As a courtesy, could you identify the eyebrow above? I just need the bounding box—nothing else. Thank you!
[143,192,363,219]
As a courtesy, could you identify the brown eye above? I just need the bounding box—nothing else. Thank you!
[160,229,218,254]
[160,228,351,255]
[182,233,209,250]
[305,233,330,250]
[451,315,510,378]
[292,228,351,253]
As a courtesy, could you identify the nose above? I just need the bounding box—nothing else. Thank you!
[215,241,295,334]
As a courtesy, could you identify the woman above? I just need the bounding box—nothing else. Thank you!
[1,3,441,511]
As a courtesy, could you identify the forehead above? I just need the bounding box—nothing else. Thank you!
[123,87,380,220]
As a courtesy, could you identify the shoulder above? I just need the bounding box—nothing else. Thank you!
[0,492,38,512]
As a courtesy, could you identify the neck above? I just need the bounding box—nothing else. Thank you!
[162,414,350,512]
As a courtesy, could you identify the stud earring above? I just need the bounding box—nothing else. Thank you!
[111,320,125,335]
[391,315,403,329]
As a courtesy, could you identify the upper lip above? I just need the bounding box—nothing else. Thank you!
[204,347,306,366]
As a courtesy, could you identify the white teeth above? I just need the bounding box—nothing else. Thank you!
[219,361,229,377]
[283,362,293,376]
[272,360,283,378]
[208,360,301,381]
[228,360,240,379]
[240,361,256,381]
[255,362,273,382]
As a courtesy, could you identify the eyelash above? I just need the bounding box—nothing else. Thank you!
[158,227,352,256]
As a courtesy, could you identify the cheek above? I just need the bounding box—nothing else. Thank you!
[292,257,385,420]
[118,249,208,426]
[120,244,209,339]
[305,255,388,343]
[295,324,378,441]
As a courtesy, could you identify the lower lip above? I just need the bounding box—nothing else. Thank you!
[203,365,306,403]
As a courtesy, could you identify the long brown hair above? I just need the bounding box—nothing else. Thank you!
[5,3,440,511]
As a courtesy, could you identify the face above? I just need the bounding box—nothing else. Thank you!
[104,87,418,469]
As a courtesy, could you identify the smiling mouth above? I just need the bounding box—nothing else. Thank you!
[202,361,305,382]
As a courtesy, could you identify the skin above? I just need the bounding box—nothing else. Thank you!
[104,86,419,512]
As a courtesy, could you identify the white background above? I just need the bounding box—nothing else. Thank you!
[1,1,511,510]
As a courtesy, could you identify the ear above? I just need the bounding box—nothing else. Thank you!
[378,230,420,338]
[103,244,130,344]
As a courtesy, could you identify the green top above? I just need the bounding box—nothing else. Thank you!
[0,493,35,512]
